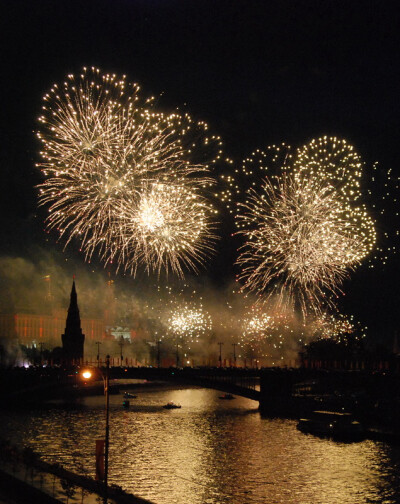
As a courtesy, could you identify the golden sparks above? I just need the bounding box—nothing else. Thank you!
[37,67,222,277]
[234,137,376,317]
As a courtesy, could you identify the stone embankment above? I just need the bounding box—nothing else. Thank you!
[0,441,154,504]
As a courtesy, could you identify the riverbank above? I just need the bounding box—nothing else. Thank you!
[2,385,400,504]
[258,392,400,445]
[0,441,155,504]
[0,468,62,504]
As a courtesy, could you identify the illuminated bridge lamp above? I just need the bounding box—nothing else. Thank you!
[79,356,111,504]
[82,370,92,380]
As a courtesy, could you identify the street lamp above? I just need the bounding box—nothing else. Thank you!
[82,370,92,380]
[157,340,162,368]
[81,354,110,504]
[104,354,110,504]
[95,341,101,367]
[232,343,237,367]
[218,342,224,368]
[118,337,124,367]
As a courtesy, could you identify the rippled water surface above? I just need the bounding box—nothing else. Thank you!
[1,386,400,504]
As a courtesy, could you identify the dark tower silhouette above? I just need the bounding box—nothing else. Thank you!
[62,280,85,365]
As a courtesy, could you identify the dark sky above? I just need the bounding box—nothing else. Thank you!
[1,0,400,340]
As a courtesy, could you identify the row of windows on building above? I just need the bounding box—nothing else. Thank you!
[0,313,105,346]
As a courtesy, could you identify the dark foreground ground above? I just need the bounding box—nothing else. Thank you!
[0,469,62,504]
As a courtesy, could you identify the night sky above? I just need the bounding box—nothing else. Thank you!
[1,0,400,342]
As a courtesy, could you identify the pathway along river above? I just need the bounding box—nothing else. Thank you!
[1,385,400,504]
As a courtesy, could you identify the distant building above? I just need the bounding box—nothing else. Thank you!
[0,277,144,362]
[0,312,104,349]
[61,281,85,364]
[109,326,134,340]
[0,277,105,361]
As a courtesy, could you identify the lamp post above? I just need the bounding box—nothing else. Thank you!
[104,355,110,504]
[96,341,101,367]
[232,343,237,367]
[82,354,110,504]
[118,337,124,367]
[218,342,224,368]
[157,340,161,368]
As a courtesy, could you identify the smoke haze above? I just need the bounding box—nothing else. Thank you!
[0,247,314,366]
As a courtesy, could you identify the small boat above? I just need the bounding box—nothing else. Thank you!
[163,401,181,409]
[219,393,235,400]
[297,410,365,441]
[122,399,130,408]
[123,392,137,399]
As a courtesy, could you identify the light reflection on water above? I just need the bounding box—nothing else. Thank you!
[1,386,400,504]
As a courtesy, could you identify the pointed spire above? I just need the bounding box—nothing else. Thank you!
[65,280,81,333]
[62,280,85,365]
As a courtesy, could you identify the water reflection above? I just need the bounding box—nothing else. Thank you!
[1,387,400,504]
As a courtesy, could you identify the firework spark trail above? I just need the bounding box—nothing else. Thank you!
[115,182,218,277]
[167,304,212,344]
[366,163,400,266]
[309,312,367,342]
[293,137,364,202]
[235,137,376,316]
[237,303,303,363]
[237,175,363,314]
[141,283,213,347]
[293,136,376,263]
[37,67,220,276]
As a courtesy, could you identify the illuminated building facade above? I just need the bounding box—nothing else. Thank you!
[0,279,104,353]
[0,312,104,348]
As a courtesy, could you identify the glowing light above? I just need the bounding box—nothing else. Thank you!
[366,162,400,266]
[168,304,212,344]
[234,137,376,316]
[310,312,367,343]
[238,304,297,362]
[37,67,222,277]
[119,182,217,277]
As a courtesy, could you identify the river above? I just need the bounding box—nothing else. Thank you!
[1,384,400,504]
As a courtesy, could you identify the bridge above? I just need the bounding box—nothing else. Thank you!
[2,365,400,422]
[108,366,261,401]
[0,365,262,403]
